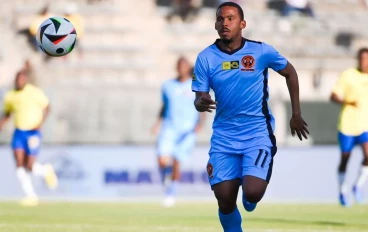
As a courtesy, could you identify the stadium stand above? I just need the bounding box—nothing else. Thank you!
[0,0,367,145]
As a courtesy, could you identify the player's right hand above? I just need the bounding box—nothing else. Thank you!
[194,94,217,113]
[290,114,309,141]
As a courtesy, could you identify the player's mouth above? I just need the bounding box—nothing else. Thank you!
[220,29,231,36]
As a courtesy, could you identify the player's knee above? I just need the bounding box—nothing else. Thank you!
[158,156,171,168]
[215,191,237,214]
[243,188,264,203]
[338,153,350,172]
[341,152,350,161]
[217,198,237,214]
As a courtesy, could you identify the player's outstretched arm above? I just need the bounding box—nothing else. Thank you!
[194,92,217,113]
[0,112,10,131]
[277,62,309,141]
[330,93,357,107]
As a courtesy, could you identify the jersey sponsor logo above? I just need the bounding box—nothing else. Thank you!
[207,163,214,179]
[192,73,196,81]
[241,55,255,71]
[222,61,239,70]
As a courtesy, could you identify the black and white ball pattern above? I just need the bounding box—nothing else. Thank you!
[36,17,77,57]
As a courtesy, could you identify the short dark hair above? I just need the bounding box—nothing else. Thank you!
[357,47,368,60]
[217,2,244,21]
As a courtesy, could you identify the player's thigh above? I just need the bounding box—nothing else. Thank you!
[11,129,27,167]
[338,132,356,154]
[213,179,241,213]
[173,132,196,163]
[11,129,26,153]
[156,128,177,165]
[206,153,242,189]
[242,148,275,183]
[242,148,275,199]
[26,156,37,171]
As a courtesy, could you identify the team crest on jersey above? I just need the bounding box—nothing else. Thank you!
[192,73,196,81]
[222,61,239,70]
[241,55,255,71]
[207,163,214,179]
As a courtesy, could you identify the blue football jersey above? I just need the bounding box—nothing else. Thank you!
[162,78,199,132]
[192,38,287,154]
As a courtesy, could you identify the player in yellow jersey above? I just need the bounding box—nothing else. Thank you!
[0,71,58,206]
[331,47,368,207]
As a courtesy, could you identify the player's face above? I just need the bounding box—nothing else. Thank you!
[15,73,28,90]
[360,52,368,73]
[177,58,191,77]
[215,6,246,42]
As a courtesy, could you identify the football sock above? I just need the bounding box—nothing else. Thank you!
[32,162,47,177]
[16,167,36,197]
[355,166,368,188]
[338,172,348,194]
[219,206,242,232]
[166,180,178,197]
[160,166,173,183]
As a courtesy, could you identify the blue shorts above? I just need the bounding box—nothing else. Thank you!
[206,147,276,188]
[11,129,42,156]
[338,131,368,153]
[157,128,196,163]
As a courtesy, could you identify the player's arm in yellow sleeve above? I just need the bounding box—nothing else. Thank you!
[0,94,12,131]
[34,89,50,130]
[330,71,357,107]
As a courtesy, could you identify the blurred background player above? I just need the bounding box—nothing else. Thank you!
[331,47,368,207]
[0,71,58,206]
[152,56,205,207]
[282,0,315,18]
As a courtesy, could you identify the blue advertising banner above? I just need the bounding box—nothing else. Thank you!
[0,145,366,203]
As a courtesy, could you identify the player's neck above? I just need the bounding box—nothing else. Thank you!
[15,85,26,91]
[177,76,189,82]
[358,67,368,74]
[219,37,244,52]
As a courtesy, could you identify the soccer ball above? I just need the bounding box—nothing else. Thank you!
[36,17,77,57]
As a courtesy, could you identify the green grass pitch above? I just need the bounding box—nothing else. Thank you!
[0,202,367,231]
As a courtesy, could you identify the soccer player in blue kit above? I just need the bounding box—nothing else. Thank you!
[192,2,309,231]
[152,57,205,207]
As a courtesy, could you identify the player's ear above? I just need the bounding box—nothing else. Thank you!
[241,20,246,29]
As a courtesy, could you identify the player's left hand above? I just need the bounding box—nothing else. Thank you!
[290,114,309,141]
